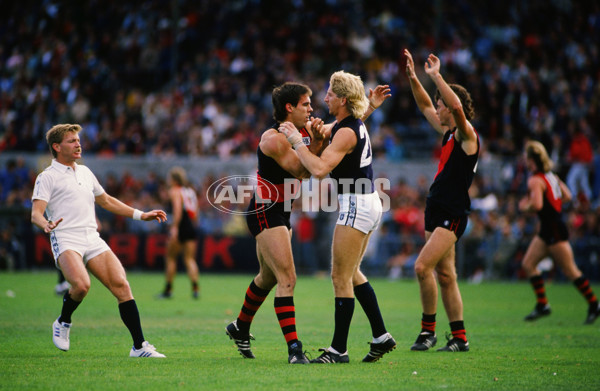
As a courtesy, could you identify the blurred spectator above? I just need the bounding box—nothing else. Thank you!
[566,121,593,204]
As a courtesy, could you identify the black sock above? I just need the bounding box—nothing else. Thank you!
[421,313,436,334]
[119,300,145,349]
[192,282,198,291]
[331,297,355,354]
[354,282,387,338]
[58,291,81,324]
[165,282,172,294]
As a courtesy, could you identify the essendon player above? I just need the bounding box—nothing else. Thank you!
[405,50,479,352]
[279,72,395,364]
[158,166,200,299]
[225,82,327,364]
[520,141,600,324]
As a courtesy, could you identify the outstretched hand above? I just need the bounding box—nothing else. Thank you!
[367,84,391,109]
[424,54,441,77]
[142,210,167,223]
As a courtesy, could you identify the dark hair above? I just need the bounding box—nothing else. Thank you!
[272,82,312,122]
[434,84,475,121]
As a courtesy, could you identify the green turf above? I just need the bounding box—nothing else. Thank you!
[1,271,599,390]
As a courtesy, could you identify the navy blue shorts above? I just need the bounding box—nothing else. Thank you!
[424,201,468,241]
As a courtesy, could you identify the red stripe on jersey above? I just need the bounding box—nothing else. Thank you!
[536,172,562,213]
[434,132,455,179]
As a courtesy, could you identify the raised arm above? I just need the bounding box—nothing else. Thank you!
[424,53,477,152]
[404,49,443,134]
[361,84,392,123]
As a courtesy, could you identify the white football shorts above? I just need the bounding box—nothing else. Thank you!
[49,228,111,267]
[336,192,382,234]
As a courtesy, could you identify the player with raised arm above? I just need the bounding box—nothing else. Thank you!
[404,49,479,352]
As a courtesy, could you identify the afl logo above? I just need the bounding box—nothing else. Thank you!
[206,175,278,215]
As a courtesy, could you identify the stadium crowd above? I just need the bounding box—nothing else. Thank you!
[1,0,600,281]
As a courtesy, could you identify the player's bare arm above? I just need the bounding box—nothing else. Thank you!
[519,176,545,212]
[95,192,167,222]
[425,53,477,154]
[280,121,356,179]
[169,188,183,237]
[404,49,444,134]
[260,128,311,179]
[31,199,63,233]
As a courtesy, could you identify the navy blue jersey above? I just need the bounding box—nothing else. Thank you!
[329,116,374,194]
[427,128,479,216]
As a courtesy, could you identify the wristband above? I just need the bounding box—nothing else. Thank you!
[292,140,306,150]
[132,209,143,220]
[369,103,377,110]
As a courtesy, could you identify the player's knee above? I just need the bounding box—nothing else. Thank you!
[277,270,297,288]
[331,273,351,291]
[437,270,457,287]
[111,278,132,297]
[70,279,90,297]
[414,261,430,278]
[521,260,535,275]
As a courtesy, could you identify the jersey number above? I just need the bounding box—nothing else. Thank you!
[359,124,372,168]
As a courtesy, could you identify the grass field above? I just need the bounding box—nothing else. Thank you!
[1,271,599,390]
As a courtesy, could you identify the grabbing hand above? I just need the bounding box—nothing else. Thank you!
[143,210,168,223]
[424,54,441,77]
[279,121,305,149]
[44,218,63,234]
[308,117,326,142]
[367,84,391,110]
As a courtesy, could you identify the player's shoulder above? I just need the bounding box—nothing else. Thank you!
[528,173,546,186]
[260,127,288,154]
[37,164,57,179]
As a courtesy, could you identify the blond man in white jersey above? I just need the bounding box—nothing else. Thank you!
[31,124,167,357]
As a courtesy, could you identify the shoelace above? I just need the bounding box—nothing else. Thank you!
[143,343,157,351]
